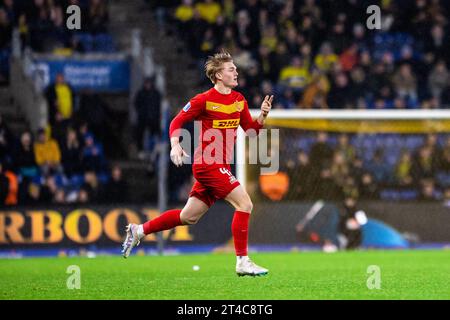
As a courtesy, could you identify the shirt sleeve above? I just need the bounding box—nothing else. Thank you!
[239,98,263,136]
[169,94,205,138]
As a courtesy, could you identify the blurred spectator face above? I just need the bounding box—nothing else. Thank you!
[394,98,406,109]
[317,132,328,143]
[34,0,45,7]
[112,166,122,181]
[291,57,302,67]
[336,73,348,87]
[426,134,437,147]
[21,132,32,148]
[320,43,332,55]
[237,10,250,27]
[45,176,57,193]
[333,23,345,34]
[360,51,371,65]
[320,167,332,178]
[261,81,273,95]
[431,25,444,39]
[436,61,447,73]
[344,197,356,208]
[0,9,8,24]
[401,46,413,60]
[375,99,385,109]
[302,16,313,29]
[353,157,363,168]
[353,23,365,39]
[400,64,412,77]
[67,129,78,142]
[37,130,46,143]
[420,147,432,159]
[259,45,269,57]
[333,152,345,165]
[297,151,309,165]
[56,74,65,85]
[85,135,94,147]
[84,171,98,187]
[78,189,89,203]
[338,134,349,146]
[351,67,365,83]
[362,173,373,185]
[54,189,66,204]
[421,181,435,198]
[29,183,40,200]
[301,44,312,57]
[400,151,411,163]
[144,78,154,90]
[182,0,193,6]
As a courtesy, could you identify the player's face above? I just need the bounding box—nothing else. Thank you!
[219,62,238,88]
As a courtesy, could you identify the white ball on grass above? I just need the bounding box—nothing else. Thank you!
[192,265,200,271]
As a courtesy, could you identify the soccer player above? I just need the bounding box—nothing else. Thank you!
[122,51,273,277]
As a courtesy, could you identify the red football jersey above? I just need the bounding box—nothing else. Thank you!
[169,87,263,166]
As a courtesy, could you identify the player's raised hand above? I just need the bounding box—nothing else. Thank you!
[261,95,274,117]
[170,143,189,167]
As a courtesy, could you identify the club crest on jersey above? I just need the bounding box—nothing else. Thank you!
[183,102,191,112]
[235,100,243,112]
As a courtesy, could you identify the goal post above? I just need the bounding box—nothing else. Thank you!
[237,109,450,248]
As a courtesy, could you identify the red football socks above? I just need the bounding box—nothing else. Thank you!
[143,209,183,235]
[231,211,250,256]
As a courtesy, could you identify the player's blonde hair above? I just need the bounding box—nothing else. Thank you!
[204,50,233,84]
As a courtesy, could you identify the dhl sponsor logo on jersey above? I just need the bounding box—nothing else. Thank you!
[206,100,244,114]
[212,119,240,129]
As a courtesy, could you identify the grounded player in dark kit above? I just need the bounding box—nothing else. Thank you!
[122,51,273,276]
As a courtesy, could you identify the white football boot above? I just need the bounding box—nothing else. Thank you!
[236,256,269,277]
[122,224,141,258]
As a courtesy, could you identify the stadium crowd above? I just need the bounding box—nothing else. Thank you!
[258,131,450,202]
[0,0,113,84]
[0,72,129,206]
[160,0,450,109]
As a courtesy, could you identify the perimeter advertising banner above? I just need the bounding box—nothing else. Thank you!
[31,58,130,92]
[1,202,449,252]
[0,204,235,250]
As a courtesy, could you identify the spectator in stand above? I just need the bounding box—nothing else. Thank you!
[314,42,339,73]
[411,146,436,183]
[278,56,310,99]
[196,0,221,25]
[45,73,74,131]
[0,161,10,205]
[395,150,414,187]
[81,133,105,173]
[87,0,109,34]
[366,148,391,185]
[133,77,162,158]
[1,161,18,205]
[392,64,418,102]
[102,164,128,203]
[310,131,334,171]
[13,131,38,178]
[33,128,62,176]
[61,127,82,177]
[428,60,449,103]
[0,114,13,163]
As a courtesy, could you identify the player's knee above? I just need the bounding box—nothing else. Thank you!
[180,215,200,225]
[236,198,253,213]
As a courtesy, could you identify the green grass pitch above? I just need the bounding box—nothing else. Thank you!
[1,250,449,300]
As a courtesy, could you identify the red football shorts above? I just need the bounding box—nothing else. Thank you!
[189,165,241,207]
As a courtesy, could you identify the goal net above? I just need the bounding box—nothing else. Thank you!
[236,110,450,249]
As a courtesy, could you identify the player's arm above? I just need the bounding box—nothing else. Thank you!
[169,95,204,167]
[240,95,273,136]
